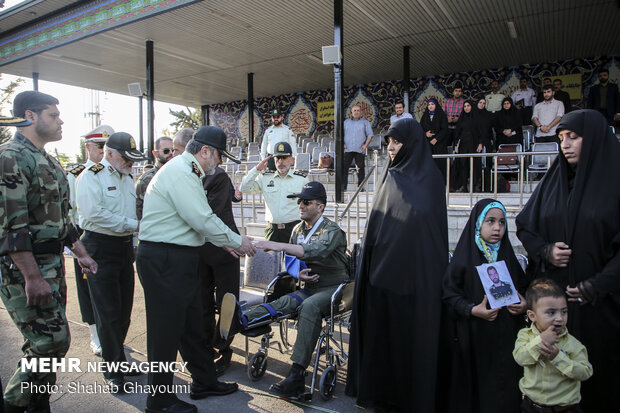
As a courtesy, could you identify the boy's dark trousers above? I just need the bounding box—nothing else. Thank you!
[522,396,583,413]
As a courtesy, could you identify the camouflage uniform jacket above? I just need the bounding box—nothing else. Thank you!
[135,165,159,221]
[0,133,78,256]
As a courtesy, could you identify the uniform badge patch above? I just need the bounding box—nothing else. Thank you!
[191,162,202,178]
[89,163,104,174]
[267,180,275,187]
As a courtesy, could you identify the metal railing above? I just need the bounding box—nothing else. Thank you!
[334,150,380,246]
[228,149,557,240]
[434,150,558,210]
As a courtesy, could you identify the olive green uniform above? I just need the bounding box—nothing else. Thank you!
[243,217,348,368]
[0,133,79,407]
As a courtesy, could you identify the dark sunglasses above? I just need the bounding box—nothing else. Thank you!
[160,148,172,154]
[297,199,314,206]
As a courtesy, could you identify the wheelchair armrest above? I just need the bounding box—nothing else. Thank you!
[330,281,351,319]
[263,271,292,303]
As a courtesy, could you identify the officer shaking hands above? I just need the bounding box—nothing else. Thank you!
[137,126,255,413]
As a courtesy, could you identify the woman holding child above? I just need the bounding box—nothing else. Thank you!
[516,109,620,412]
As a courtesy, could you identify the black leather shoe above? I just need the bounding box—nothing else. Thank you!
[105,378,126,394]
[269,364,306,398]
[144,399,197,413]
[189,381,238,400]
[124,370,143,377]
[25,393,50,413]
[4,403,27,413]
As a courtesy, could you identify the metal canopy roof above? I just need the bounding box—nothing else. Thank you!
[0,0,618,107]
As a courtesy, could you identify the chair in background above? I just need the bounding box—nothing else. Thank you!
[311,146,327,167]
[526,142,558,191]
[490,143,523,191]
[294,153,311,172]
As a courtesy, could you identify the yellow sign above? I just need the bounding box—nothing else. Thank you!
[317,101,334,122]
[555,73,582,100]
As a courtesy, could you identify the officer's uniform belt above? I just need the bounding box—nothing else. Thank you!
[267,221,297,230]
[139,240,199,251]
[84,230,132,242]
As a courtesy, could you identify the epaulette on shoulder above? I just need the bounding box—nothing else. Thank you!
[293,170,307,177]
[89,163,104,174]
[69,164,85,177]
[191,162,202,178]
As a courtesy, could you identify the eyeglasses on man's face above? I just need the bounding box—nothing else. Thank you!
[297,199,315,206]
[91,142,105,149]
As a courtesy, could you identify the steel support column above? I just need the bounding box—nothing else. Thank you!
[146,40,155,163]
[138,96,144,152]
[32,72,39,91]
[201,105,210,126]
[334,0,344,203]
[248,72,254,142]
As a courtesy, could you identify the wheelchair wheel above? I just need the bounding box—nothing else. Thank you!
[247,352,267,381]
[319,366,337,401]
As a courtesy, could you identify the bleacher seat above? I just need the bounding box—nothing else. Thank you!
[294,153,311,171]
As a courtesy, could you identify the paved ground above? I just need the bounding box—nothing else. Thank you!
[1,256,362,413]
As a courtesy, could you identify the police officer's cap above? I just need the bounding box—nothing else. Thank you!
[0,114,31,127]
[82,124,114,143]
[287,181,327,202]
[271,108,283,117]
[273,141,293,157]
[105,132,148,162]
[193,126,241,164]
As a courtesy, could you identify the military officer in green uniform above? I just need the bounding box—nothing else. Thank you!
[135,136,173,220]
[0,91,97,413]
[137,126,256,413]
[67,124,114,357]
[220,181,348,399]
[240,141,308,242]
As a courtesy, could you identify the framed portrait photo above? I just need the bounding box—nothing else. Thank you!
[476,260,520,309]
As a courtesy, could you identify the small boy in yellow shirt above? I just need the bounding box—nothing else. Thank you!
[513,279,592,413]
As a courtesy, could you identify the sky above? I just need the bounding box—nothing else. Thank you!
[0,1,191,162]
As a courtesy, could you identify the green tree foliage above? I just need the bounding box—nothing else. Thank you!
[168,106,201,133]
[0,75,24,144]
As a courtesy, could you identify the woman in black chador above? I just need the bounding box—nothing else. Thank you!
[443,199,526,413]
[494,97,523,147]
[516,109,620,412]
[420,98,449,182]
[346,118,448,413]
[453,100,481,192]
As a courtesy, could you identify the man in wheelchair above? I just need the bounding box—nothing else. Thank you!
[220,181,348,398]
